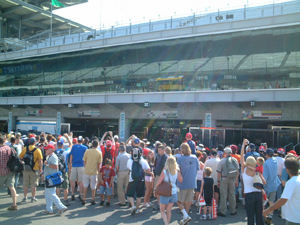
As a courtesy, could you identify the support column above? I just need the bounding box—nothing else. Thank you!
[18,18,22,40]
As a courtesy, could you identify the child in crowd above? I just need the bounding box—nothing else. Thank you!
[200,167,214,220]
[143,150,155,207]
[165,147,172,156]
[193,151,205,205]
[99,159,116,207]
[247,157,268,205]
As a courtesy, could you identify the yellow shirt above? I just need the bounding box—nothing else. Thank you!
[83,148,102,175]
[19,145,43,171]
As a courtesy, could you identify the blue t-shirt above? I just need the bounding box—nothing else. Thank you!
[187,140,196,155]
[244,151,260,160]
[177,155,199,189]
[70,144,87,167]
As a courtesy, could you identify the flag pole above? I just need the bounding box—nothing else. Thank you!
[50,0,53,46]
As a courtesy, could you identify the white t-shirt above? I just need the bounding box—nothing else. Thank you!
[127,157,150,182]
[275,156,285,176]
[204,157,220,185]
[281,175,300,223]
[62,148,71,163]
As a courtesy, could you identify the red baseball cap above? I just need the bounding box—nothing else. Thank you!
[288,150,298,157]
[259,146,266,152]
[230,145,238,153]
[106,140,112,147]
[72,138,78,143]
[29,134,36,138]
[277,148,285,155]
[186,133,193,139]
[44,144,55,150]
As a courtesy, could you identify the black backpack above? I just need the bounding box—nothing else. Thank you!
[6,147,24,173]
[131,160,144,181]
[23,146,37,171]
[55,150,66,173]
[103,147,112,164]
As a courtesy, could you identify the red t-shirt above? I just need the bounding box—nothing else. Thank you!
[256,165,263,174]
[143,148,150,157]
[99,166,116,187]
[114,142,120,158]
[100,145,116,168]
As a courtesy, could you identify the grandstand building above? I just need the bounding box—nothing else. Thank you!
[0,0,299,151]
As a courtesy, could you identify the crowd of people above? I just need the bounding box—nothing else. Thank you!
[0,131,300,225]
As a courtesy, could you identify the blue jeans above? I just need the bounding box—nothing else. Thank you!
[245,192,264,225]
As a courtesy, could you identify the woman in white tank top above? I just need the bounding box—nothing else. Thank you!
[241,139,266,225]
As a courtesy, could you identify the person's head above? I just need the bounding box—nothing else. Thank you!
[246,156,257,168]
[230,145,238,154]
[72,138,78,144]
[224,147,232,156]
[165,146,172,156]
[285,157,300,177]
[249,143,256,152]
[78,136,83,144]
[57,140,64,149]
[131,136,140,147]
[180,143,191,156]
[105,158,112,167]
[165,155,179,175]
[185,133,192,141]
[44,144,55,155]
[35,135,40,142]
[10,136,16,145]
[106,140,112,149]
[257,157,265,166]
[0,135,5,145]
[119,142,126,152]
[29,137,36,145]
[46,135,52,143]
[15,132,21,138]
[196,150,203,160]
[147,150,155,164]
[114,135,119,142]
[157,145,165,156]
[277,148,285,157]
[205,167,212,176]
[92,140,99,148]
[84,137,89,144]
[211,150,218,158]
[15,137,20,144]
[40,137,45,144]
[217,144,224,152]
[266,148,274,158]
[259,146,266,153]
[201,152,207,163]
[132,147,141,161]
[140,141,145,149]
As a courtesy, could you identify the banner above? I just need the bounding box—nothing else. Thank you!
[78,110,100,117]
[0,64,42,75]
[242,111,282,120]
[8,112,12,133]
[147,111,178,118]
[119,112,125,140]
[56,112,61,136]
[205,113,212,127]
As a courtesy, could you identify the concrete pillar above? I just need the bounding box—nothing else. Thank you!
[18,18,22,40]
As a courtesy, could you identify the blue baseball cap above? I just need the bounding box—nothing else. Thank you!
[57,140,64,146]
[266,148,274,155]
[132,137,140,145]
[249,143,256,151]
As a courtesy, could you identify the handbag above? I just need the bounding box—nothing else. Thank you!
[155,171,173,197]
[46,171,64,188]
[199,196,206,206]
[253,172,264,189]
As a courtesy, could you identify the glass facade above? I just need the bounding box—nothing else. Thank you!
[0,25,299,97]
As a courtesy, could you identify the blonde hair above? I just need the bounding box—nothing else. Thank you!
[165,156,179,176]
[181,143,191,156]
[257,157,265,166]
[165,147,172,156]
[246,156,257,168]
[205,167,212,176]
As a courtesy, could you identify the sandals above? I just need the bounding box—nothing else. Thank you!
[81,200,86,206]
[7,205,18,211]
[90,200,96,205]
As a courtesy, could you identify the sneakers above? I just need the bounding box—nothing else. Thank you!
[200,215,207,220]
[145,203,151,208]
[263,199,269,206]
[56,207,67,216]
[21,197,28,203]
[106,202,110,207]
[41,210,54,215]
[71,195,75,201]
[153,205,160,211]
[131,207,137,216]
[31,197,38,203]
[180,216,192,225]
[192,200,196,205]
[136,209,140,214]
[148,202,154,206]
[64,200,71,206]
[99,200,104,206]
[208,214,212,220]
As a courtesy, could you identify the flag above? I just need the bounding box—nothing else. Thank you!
[52,0,65,7]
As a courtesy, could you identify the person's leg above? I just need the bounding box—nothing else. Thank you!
[23,187,28,198]
[144,181,150,205]
[254,192,264,225]
[117,171,126,204]
[91,189,96,201]
[160,203,168,225]
[22,170,30,198]
[219,179,228,214]
[45,187,53,212]
[83,187,88,201]
[49,187,66,210]
[8,187,17,206]
[228,179,236,213]
[79,182,83,196]
[166,203,174,224]
[136,197,141,209]
[245,193,255,225]
[100,194,105,201]
[184,201,192,214]
[203,206,207,215]
[209,206,212,215]
[70,181,76,195]
[267,192,276,215]
[31,186,36,198]
[107,195,111,203]
[129,197,135,207]
[15,172,19,190]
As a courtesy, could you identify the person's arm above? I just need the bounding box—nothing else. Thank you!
[235,170,239,187]
[70,155,73,168]
[217,172,221,188]
[44,158,58,170]
[263,198,287,217]
[100,132,107,145]
[110,176,114,188]
[154,171,165,197]
[99,172,104,185]
[240,139,248,173]
[97,162,101,172]
[199,179,204,197]
[200,161,204,170]
[116,166,119,173]
[177,170,183,183]
[64,133,72,149]
[125,135,134,145]
[259,172,267,185]
[281,180,286,187]
[39,159,43,173]
[110,132,115,145]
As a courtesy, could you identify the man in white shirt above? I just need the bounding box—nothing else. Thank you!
[275,148,285,201]
[204,150,220,206]
[263,157,300,225]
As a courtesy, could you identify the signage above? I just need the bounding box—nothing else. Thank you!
[25,110,42,116]
[205,113,212,127]
[78,110,100,117]
[147,111,178,118]
[0,64,42,75]
[56,112,61,136]
[242,111,282,120]
[119,112,125,140]
[8,112,12,133]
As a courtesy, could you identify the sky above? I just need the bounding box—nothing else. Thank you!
[54,0,292,30]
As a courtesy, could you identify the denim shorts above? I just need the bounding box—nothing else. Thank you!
[160,193,178,205]
[194,180,202,192]
[99,185,113,196]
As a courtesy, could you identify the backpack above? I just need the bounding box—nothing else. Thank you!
[23,146,37,171]
[131,160,144,181]
[6,147,24,173]
[103,147,112,164]
[224,156,239,179]
[55,150,66,173]
[251,151,259,160]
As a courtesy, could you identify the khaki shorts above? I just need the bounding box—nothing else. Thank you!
[0,172,15,188]
[83,173,98,189]
[23,170,39,188]
[70,167,84,182]
[267,191,276,202]
[58,172,69,190]
[178,188,194,203]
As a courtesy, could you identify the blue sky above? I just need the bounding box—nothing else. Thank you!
[54,0,292,30]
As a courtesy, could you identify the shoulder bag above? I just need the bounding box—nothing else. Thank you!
[155,170,173,197]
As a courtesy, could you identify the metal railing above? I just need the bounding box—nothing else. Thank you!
[284,142,293,152]
[2,0,299,53]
